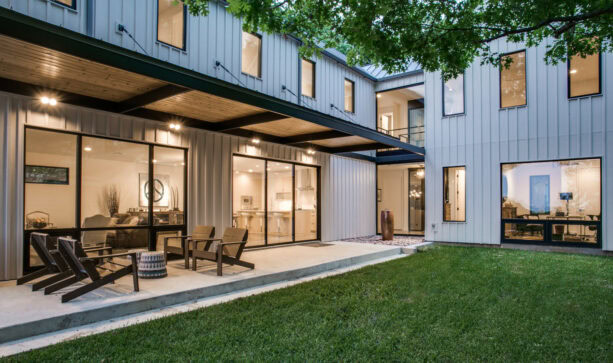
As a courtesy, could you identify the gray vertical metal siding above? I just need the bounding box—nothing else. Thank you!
[1,0,86,33]
[0,91,376,280]
[424,40,611,251]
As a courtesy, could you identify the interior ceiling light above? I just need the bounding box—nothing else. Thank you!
[169,122,181,130]
[83,146,92,152]
[307,148,316,155]
[569,69,577,74]
[251,137,260,144]
[376,94,381,98]
[152,159,157,164]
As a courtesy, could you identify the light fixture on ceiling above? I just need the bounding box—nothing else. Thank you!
[284,166,290,169]
[251,137,260,144]
[248,169,253,173]
[307,148,316,155]
[181,162,185,166]
[83,146,92,152]
[376,94,381,98]
[152,159,157,164]
[40,96,58,106]
[569,69,577,74]
[169,122,181,130]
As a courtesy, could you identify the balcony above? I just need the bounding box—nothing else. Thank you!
[376,84,425,151]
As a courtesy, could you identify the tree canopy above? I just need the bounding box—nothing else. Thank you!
[183,0,613,79]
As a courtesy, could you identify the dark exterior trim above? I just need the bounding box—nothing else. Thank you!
[285,130,348,144]
[0,8,423,155]
[117,84,189,113]
[211,112,288,132]
[442,73,466,117]
[376,153,424,164]
[331,143,389,153]
[500,156,602,248]
[51,0,77,11]
[499,49,527,109]
[567,52,602,99]
[156,0,188,51]
[442,165,467,223]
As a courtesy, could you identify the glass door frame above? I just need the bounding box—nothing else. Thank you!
[375,163,425,236]
[232,153,321,247]
[23,125,188,274]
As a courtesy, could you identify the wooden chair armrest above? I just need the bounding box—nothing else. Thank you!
[83,246,113,252]
[80,252,137,261]
[219,241,247,246]
[164,235,191,242]
[193,238,222,245]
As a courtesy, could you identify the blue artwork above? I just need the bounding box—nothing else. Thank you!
[530,175,550,215]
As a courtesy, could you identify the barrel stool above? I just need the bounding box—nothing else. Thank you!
[137,251,168,279]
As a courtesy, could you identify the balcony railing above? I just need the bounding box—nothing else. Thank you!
[377,126,424,150]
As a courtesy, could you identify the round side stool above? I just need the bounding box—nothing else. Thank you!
[138,251,168,279]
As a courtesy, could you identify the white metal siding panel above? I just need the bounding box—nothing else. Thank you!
[0,91,377,280]
[425,40,611,250]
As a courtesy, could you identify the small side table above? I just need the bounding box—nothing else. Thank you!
[137,251,168,279]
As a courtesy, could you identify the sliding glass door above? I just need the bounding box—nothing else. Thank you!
[232,155,319,246]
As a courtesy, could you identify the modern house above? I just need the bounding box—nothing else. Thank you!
[0,0,610,281]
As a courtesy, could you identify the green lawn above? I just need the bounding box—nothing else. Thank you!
[6,246,613,361]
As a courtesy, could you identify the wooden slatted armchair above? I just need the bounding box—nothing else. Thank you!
[45,237,139,303]
[17,232,112,291]
[163,226,215,268]
[191,227,253,276]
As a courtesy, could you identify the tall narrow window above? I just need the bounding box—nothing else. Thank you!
[569,53,600,97]
[344,79,355,113]
[242,32,262,78]
[157,0,186,50]
[500,51,526,108]
[302,59,315,98]
[443,74,464,116]
[443,166,466,222]
[52,0,76,9]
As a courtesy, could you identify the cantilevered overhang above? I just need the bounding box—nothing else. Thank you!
[0,7,424,157]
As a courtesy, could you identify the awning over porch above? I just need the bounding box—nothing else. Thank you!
[0,8,424,158]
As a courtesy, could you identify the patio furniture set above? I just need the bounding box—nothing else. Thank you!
[17,227,254,303]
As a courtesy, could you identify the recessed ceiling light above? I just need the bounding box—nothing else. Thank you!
[251,137,260,144]
[285,166,289,169]
[569,69,577,74]
[49,98,57,106]
[181,162,185,166]
[40,96,49,104]
[376,94,381,98]
[248,169,253,173]
[152,159,157,163]
[84,146,92,152]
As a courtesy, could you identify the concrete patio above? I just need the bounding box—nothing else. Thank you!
[0,241,405,344]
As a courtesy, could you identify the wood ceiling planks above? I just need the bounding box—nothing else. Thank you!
[241,118,331,137]
[0,35,165,102]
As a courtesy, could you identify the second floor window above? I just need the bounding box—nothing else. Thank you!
[443,74,464,116]
[157,0,186,50]
[301,59,315,98]
[242,32,262,78]
[53,0,76,9]
[569,53,600,97]
[500,50,526,108]
[344,79,354,113]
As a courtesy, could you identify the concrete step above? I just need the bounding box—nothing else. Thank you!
[0,245,403,344]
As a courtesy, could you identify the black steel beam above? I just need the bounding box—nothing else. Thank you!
[0,8,424,155]
[376,153,424,164]
[211,112,288,132]
[285,130,348,144]
[330,143,390,153]
[116,84,189,113]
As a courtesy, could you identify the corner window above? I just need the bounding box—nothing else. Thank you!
[242,32,262,78]
[301,59,315,98]
[569,53,600,98]
[52,0,76,9]
[344,79,355,113]
[443,166,466,222]
[157,0,186,50]
[443,74,464,116]
[500,51,526,108]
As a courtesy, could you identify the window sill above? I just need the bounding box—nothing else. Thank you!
[241,72,263,81]
[155,41,188,55]
[499,104,527,111]
[568,93,602,100]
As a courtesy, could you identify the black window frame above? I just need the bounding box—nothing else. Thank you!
[442,73,465,117]
[156,0,188,51]
[301,59,316,99]
[231,154,321,248]
[499,49,527,109]
[241,31,263,79]
[442,165,466,223]
[344,78,355,113]
[500,157,602,248]
[567,52,602,99]
[51,0,77,10]
[23,126,189,274]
